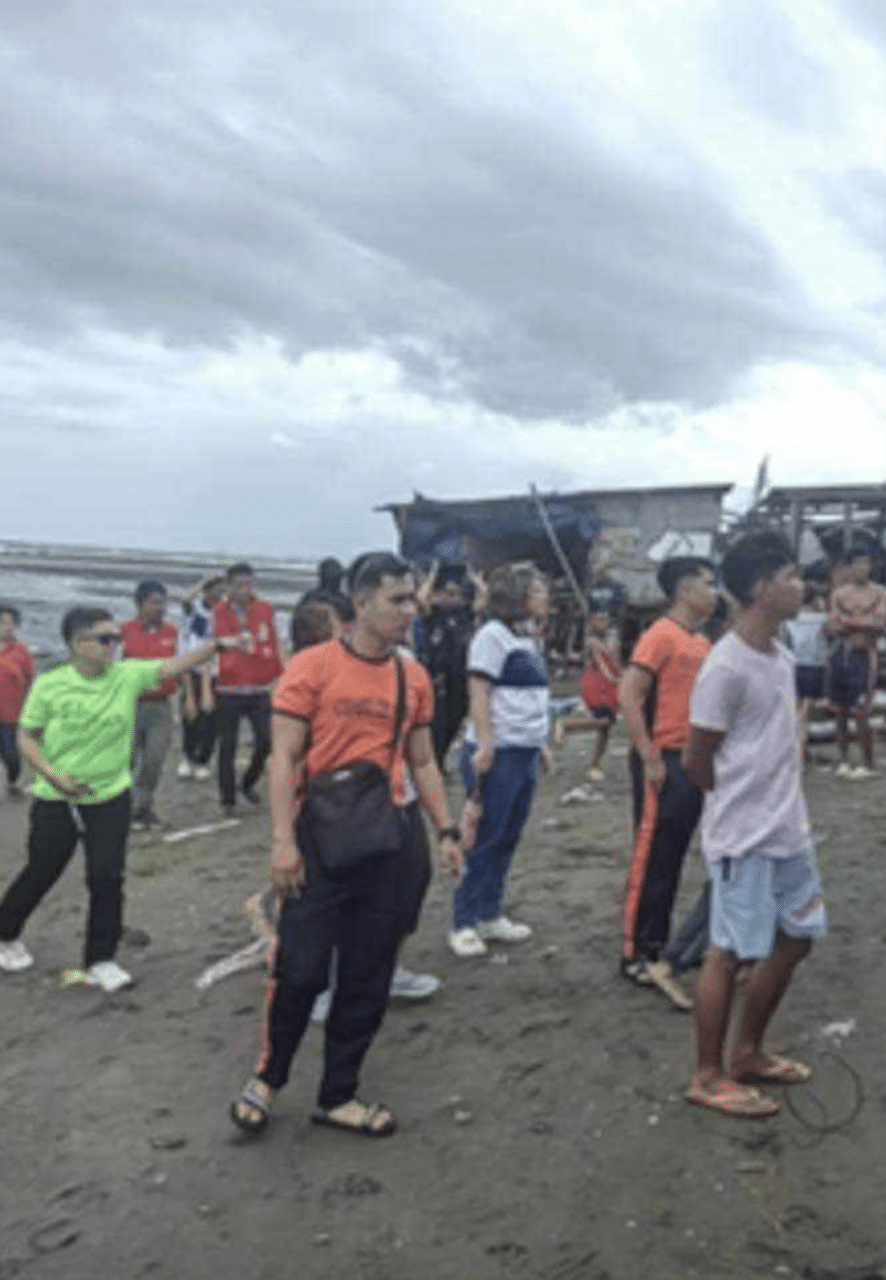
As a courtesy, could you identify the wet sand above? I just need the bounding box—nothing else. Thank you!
[0,728,883,1280]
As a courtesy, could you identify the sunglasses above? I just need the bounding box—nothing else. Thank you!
[89,631,122,646]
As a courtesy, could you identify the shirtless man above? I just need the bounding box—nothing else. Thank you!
[829,549,886,778]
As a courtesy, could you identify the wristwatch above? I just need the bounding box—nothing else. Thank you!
[437,826,462,842]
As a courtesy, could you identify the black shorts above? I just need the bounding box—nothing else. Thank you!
[795,665,825,700]
[829,647,874,710]
[588,705,616,723]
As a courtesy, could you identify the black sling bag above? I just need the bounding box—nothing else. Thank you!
[302,652,408,876]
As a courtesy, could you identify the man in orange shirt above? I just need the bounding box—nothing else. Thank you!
[0,606,35,797]
[214,563,284,814]
[230,552,464,1139]
[121,581,180,831]
[618,557,718,1001]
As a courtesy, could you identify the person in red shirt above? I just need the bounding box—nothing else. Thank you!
[618,557,718,1006]
[214,562,284,814]
[121,581,181,831]
[553,610,621,783]
[0,606,35,797]
[230,552,464,1139]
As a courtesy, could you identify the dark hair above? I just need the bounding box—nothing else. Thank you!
[135,579,167,606]
[318,558,343,593]
[721,532,793,606]
[290,600,337,652]
[844,545,872,565]
[656,556,714,603]
[487,564,545,626]
[226,562,254,581]
[62,606,113,645]
[203,575,225,594]
[0,604,21,625]
[347,551,411,597]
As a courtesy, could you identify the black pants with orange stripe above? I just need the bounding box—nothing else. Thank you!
[623,748,702,963]
[255,804,430,1108]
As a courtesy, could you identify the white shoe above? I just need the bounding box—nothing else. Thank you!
[310,989,332,1024]
[586,767,605,783]
[477,916,533,943]
[851,765,878,779]
[86,960,134,992]
[448,927,488,958]
[177,761,194,779]
[0,940,34,972]
[389,968,441,1000]
[835,762,853,778]
[193,765,212,781]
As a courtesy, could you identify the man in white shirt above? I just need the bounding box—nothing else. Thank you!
[683,532,827,1119]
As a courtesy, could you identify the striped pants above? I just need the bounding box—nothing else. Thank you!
[622,748,702,962]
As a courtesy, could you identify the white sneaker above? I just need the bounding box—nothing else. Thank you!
[586,767,605,783]
[477,916,533,943]
[448,927,488,958]
[193,765,212,781]
[851,765,878,779]
[389,968,441,1000]
[835,762,853,778]
[0,940,34,972]
[310,989,332,1024]
[86,960,134,992]
[177,761,194,779]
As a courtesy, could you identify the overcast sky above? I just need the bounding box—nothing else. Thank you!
[1,0,884,558]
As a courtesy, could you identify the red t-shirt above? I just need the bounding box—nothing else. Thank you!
[120,619,179,700]
[273,640,433,804]
[0,640,35,723]
[629,617,710,749]
[214,598,283,690]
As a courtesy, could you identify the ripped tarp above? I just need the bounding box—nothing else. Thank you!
[396,494,600,573]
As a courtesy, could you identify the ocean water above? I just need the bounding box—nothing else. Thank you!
[0,541,316,661]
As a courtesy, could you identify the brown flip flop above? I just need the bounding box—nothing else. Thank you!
[732,1055,812,1086]
[686,1080,781,1119]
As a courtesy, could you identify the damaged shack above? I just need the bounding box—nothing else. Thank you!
[380,483,732,651]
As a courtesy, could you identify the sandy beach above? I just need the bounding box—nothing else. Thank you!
[0,724,883,1280]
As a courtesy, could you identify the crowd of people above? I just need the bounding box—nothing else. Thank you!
[0,530,882,1129]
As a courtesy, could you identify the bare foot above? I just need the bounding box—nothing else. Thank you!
[730,1051,812,1085]
[686,1073,780,1117]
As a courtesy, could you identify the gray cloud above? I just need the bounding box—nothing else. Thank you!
[0,0,851,426]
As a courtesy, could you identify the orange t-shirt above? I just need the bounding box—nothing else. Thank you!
[214,598,283,689]
[120,619,180,700]
[629,617,710,750]
[0,640,35,722]
[273,640,434,804]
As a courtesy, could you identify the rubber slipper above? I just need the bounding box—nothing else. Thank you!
[685,1081,781,1119]
[230,1081,274,1135]
[732,1056,812,1086]
[312,1100,397,1138]
[645,961,693,1012]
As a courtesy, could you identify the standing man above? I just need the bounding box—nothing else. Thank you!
[214,563,284,815]
[0,607,241,988]
[0,606,35,798]
[685,532,824,1118]
[121,581,180,831]
[178,574,226,780]
[618,557,717,1005]
[415,561,487,770]
[230,552,464,1138]
[828,547,886,778]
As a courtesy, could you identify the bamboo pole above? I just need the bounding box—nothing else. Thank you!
[529,484,589,617]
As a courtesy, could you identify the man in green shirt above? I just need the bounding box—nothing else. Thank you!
[0,606,240,991]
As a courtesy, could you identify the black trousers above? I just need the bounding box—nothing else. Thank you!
[0,790,132,967]
[256,804,431,1107]
[0,722,21,785]
[181,675,217,765]
[623,748,702,962]
[430,673,468,768]
[216,690,272,806]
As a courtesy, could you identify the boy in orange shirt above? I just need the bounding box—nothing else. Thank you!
[0,606,35,797]
[554,610,621,782]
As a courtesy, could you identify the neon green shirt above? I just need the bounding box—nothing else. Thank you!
[21,659,164,804]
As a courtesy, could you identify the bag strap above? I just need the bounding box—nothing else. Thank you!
[387,651,407,775]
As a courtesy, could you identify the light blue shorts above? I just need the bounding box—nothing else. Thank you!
[709,846,827,961]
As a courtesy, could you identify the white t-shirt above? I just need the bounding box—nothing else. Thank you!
[783,611,828,668]
[465,620,550,749]
[690,631,810,862]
